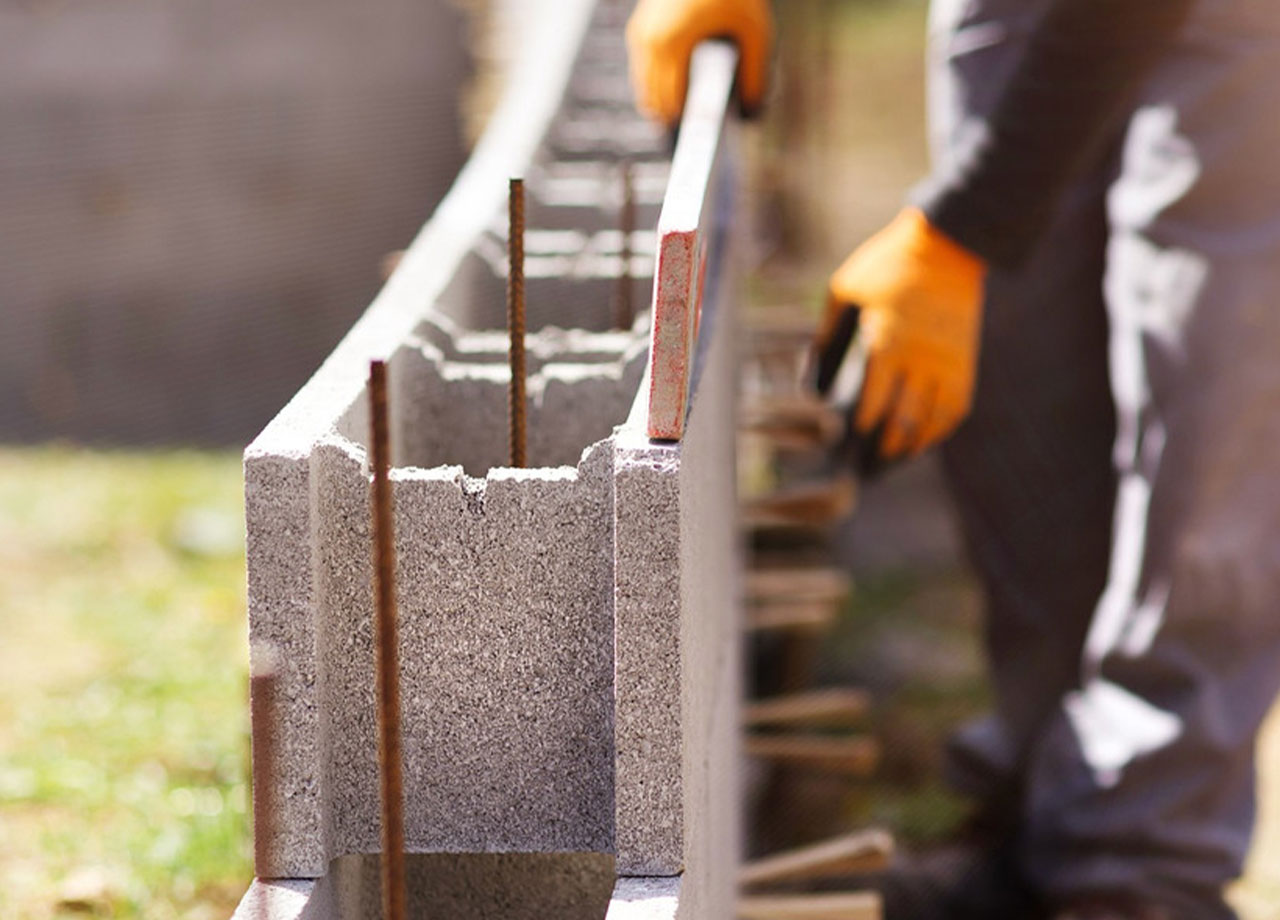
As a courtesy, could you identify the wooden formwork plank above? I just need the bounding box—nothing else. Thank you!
[738,891,882,920]
[740,829,893,888]
[746,567,851,604]
[743,688,871,728]
[743,474,858,530]
[742,394,844,451]
[748,601,838,633]
[743,308,819,343]
[744,734,880,776]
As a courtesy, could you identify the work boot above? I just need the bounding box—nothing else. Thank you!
[1050,896,1176,920]
[875,840,1039,920]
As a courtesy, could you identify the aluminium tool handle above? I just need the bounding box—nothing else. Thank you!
[810,304,891,479]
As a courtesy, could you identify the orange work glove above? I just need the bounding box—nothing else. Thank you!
[626,0,773,124]
[820,208,987,459]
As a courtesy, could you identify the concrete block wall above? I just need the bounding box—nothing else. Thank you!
[238,0,741,915]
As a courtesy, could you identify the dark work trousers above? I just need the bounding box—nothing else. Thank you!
[929,0,1280,915]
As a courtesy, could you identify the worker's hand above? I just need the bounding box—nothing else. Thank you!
[819,208,987,459]
[626,0,773,124]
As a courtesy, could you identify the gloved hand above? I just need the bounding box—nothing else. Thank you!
[819,208,986,459]
[626,0,773,124]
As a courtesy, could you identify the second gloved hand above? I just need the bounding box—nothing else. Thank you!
[820,208,987,459]
[626,0,773,124]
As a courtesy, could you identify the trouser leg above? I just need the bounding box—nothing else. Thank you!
[1019,9,1280,915]
[926,0,1118,803]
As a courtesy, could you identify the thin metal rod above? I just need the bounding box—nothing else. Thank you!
[368,359,407,920]
[508,177,528,468]
[249,648,278,878]
[614,159,635,330]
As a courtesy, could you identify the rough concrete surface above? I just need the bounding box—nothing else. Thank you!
[313,437,616,862]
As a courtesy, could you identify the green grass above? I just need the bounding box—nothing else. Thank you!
[0,448,250,920]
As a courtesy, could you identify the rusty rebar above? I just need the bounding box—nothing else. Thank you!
[368,359,407,920]
[249,646,278,877]
[508,177,528,468]
[614,159,635,330]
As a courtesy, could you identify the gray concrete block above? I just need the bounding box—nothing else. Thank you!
[245,451,324,877]
[266,434,618,871]
[611,211,742,914]
[611,52,744,913]
[239,2,743,914]
[613,440,685,876]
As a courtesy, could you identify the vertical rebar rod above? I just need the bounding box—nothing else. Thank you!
[614,159,635,330]
[369,359,407,920]
[508,177,528,468]
[249,647,278,878]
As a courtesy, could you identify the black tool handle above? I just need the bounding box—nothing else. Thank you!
[810,304,891,480]
[814,306,861,397]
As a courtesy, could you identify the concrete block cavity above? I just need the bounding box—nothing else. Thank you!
[234,854,616,920]
[525,161,667,233]
[434,236,654,333]
[331,853,617,920]
[382,321,649,474]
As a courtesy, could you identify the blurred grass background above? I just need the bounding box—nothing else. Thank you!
[0,450,249,919]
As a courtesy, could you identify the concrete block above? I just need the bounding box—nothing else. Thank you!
[612,181,742,918]
[249,431,621,877]
[245,452,324,871]
[239,2,743,915]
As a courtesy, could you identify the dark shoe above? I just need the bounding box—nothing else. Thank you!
[876,842,1038,920]
[1050,896,1176,920]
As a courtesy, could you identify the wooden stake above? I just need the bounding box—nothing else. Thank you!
[369,360,407,920]
[748,600,838,633]
[614,159,635,330]
[740,829,893,888]
[738,891,882,920]
[742,473,858,530]
[747,568,852,606]
[249,645,279,877]
[744,734,880,776]
[508,177,528,468]
[743,688,871,729]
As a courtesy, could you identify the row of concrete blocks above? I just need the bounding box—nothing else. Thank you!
[234,0,742,915]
